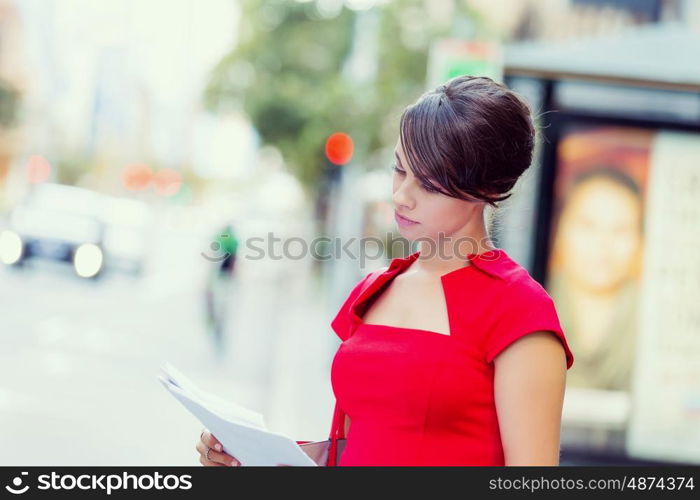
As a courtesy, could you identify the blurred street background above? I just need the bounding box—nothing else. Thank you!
[0,0,699,466]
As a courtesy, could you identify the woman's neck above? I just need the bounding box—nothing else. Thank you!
[414,222,495,277]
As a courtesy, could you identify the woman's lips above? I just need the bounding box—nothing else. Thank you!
[395,211,419,227]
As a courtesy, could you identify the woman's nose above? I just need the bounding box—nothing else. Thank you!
[392,182,415,209]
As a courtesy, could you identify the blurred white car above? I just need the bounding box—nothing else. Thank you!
[0,183,151,278]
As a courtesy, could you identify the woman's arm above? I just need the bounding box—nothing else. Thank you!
[493,331,567,466]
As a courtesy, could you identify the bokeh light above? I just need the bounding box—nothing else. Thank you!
[153,168,183,196]
[26,155,52,184]
[122,163,153,191]
[73,243,104,278]
[0,230,23,265]
[325,132,354,165]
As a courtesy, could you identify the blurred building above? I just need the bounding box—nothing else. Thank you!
[0,0,26,205]
[11,0,242,198]
[470,0,697,41]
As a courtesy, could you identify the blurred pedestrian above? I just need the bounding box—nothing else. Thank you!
[204,223,239,353]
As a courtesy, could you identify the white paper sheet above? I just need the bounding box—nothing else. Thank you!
[157,363,317,466]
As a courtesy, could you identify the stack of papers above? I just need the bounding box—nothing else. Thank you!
[157,362,317,466]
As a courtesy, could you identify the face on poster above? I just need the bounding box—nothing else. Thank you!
[546,125,651,394]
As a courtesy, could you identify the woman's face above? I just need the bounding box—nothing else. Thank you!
[556,177,643,293]
[392,139,484,251]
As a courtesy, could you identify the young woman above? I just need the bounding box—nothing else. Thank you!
[197,75,574,466]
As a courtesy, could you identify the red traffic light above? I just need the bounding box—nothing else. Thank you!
[325,132,353,165]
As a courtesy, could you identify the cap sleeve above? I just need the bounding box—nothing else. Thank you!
[484,283,574,369]
[330,272,375,341]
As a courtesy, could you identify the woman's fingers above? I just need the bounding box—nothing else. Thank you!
[199,455,226,467]
[195,439,240,466]
[196,441,231,466]
[200,429,223,452]
[200,429,240,465]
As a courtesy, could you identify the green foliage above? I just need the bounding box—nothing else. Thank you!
[203,0,467,192]
[0,79,20,128]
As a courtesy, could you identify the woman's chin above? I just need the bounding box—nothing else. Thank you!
[397,227,433,246]
[395,224,419,238]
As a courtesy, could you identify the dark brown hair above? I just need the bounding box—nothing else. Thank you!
[399,75,536,206]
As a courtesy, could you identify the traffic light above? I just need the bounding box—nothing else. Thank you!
[324,132,354,165]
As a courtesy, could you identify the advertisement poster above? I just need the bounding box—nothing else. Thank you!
[548,125,700,463]
[546,125,652,454]
[627,131,700,464]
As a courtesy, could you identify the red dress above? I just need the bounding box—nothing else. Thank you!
[330,249,574,466]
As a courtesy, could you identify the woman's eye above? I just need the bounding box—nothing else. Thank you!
[422,183,440,194]
[392,164,405,175]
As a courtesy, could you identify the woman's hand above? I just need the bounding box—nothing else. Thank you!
[196,429,240,466]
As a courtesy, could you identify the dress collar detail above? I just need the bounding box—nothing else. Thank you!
[386,248,509,281]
